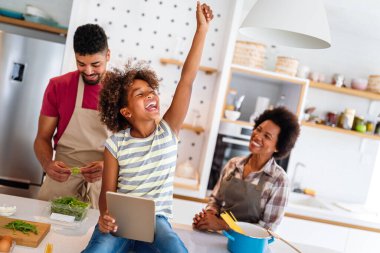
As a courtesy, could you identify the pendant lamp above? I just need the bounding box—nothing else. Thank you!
[239,0,331,49]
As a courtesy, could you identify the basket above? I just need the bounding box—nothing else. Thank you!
[367,75,380,93]
[275,56,299,76]
[232,40,266,69]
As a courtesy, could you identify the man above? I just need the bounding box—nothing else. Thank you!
[34,24,110,208]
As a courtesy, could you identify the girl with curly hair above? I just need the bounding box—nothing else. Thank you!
[82,2,213,253]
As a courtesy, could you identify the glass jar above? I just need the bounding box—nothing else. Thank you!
[342,109,355,130]
[375,121,380,135]
[366,121,374,133]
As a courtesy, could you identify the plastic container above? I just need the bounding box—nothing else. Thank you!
[50,197,89,221]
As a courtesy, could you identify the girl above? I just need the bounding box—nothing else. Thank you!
[83,2,213,253]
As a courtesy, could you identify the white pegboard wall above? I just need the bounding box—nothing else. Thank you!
[72,0,232,172]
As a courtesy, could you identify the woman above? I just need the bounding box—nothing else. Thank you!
[193,107,300,231]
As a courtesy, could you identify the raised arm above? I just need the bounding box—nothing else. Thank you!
[163,2,213,135]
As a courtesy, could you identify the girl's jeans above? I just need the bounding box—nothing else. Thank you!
[82,215,188,253]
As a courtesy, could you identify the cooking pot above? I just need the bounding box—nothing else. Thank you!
[222,222,274,253]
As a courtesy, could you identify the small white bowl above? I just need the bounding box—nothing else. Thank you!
[225,110,241,121]
[0,205,16,217]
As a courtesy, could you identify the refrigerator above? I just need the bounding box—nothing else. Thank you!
[0,30,65,196]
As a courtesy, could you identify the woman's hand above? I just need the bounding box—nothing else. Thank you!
[193,209,229,232]
[98,211,118,233]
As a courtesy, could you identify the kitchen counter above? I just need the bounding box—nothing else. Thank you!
[286,192,380,233]
[0,193,339,253]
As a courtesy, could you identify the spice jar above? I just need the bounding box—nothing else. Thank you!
[366,121,374,133]
[326,112,338,127]
[375,121,380,135]
[354,116,366,133]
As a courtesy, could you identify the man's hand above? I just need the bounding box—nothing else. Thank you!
[98,211,118,233]
[44,161,71,182]
[81,161,104,183]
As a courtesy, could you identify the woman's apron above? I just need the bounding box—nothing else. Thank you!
[38,76,109,208]
[219,168,268,224]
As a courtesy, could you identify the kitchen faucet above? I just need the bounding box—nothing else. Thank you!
[290,162,306,192]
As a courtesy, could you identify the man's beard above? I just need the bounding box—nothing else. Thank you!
[81,73,101,85]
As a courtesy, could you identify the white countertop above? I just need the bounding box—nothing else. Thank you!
[286,192,380,232]
[0,193,340,253]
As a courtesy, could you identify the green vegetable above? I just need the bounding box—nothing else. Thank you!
[4,220,38,235]
[51,196,89,221]
[71,167,81,175]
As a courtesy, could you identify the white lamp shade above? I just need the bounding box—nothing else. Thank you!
[240,0,331,49]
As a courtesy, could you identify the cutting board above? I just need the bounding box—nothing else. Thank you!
[0,216,50,248]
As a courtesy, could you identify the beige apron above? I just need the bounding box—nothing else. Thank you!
[38,76,109,209]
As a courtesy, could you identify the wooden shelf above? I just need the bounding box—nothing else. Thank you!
[220,118,254,127]
[0,16,67,36]
[159,58,217,74]
[231,64,308,85]
[181,123,205,134]
[174,181,199,191]
[310,81,380,100]
[302,121,380,140]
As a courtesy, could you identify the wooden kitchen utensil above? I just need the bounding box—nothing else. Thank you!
[0,216,50,248]
[267,229,302,253]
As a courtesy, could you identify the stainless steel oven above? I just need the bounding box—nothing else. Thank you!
[207,121,289,190]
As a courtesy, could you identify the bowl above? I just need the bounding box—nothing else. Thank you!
[225,110,241,121]
[351,78,368,90]
[0,205,16,217]
[25,5,52,20]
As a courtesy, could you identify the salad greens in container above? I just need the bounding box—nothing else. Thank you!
[50,196,89,221]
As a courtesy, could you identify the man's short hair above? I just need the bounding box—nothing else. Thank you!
[73,24,108,55]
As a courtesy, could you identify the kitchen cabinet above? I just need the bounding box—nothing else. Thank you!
[345,228,380,253]
[277,216,349,253]
[278,216,380,253]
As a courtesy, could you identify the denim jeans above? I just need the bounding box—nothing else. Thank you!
[82,215,188,253]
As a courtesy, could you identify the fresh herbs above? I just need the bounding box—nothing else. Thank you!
[51,196,89,221]
[4,220,38,235]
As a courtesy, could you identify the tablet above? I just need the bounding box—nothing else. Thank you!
[106,191,156,242]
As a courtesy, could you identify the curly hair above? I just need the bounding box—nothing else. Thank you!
[73,24,108,55]
[254,107,300,159]
[99,62,160,132]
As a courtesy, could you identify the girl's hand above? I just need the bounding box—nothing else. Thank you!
[98,211,118,233]
[196,1,214,30]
